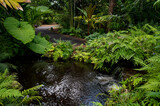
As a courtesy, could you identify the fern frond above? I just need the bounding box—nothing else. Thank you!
[146,92,160,99]
[139,81,160,92]
[0,101,4,106]
[154,0,160,10]
[0,88,22,99]
[21,96,42,104]
[133,57,146,66]
[0,69,17,89]
[148,55,160,63]
[22,85,43,96]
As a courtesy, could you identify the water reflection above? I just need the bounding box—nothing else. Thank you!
[17,60,119,106]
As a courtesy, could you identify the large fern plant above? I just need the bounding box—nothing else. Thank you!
[73,24,160,70]
[105,55,160,106]
[0,69,42,105]
[136,55,160,105]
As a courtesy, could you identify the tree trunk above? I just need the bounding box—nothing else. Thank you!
[88,23,90,35]
[69,0,74,28]
[107,0,116,32]
[108,0,115,15]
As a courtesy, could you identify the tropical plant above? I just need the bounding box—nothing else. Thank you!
[27,33,53,54]
[85,32,107,41]
[44,40,73,61]
[73,24,160,70]
[4,17,35,44]
[0,0,31,11]
[105,54,160,106]
[19,5,53,26]
[154,0,160,9]
[60,27,82,37]
[77,4,96,35]
[0,69,42,105]
[137,55,160,102]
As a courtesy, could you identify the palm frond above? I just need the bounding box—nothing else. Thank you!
[22,85,43,96]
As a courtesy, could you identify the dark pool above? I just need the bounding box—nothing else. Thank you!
[16,59,119,106]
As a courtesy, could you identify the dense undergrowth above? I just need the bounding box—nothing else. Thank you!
[0,2,53,105]
[74,24,160,70]
[1,0,160,105]
[44,24,160,105]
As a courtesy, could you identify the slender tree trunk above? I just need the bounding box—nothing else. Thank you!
[108,0,115,15]
[88,23,90,35]
[107,0,116,32]
[69,0,74,28]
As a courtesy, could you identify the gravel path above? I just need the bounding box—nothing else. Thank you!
[35,25,86,45]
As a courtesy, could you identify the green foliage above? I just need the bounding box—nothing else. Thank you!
[0,69,42,105]
[74,24,160,70]
[106,54,160,105]
[27,33,53,54]
[21,85,43,104]
[60,27,82,37]
[85,32,106,41]
[94,15,126,31]
[4,17,35,44]
[154,0,160,10]
[77,4,96,35]
[91,102,103,106]
[0,0,29,11]
[44,40,73,61]
[0,34,25,72]
[31,0,51,7]
[0,70,22,99]
[52,40,73,61]
[19,5,53,26]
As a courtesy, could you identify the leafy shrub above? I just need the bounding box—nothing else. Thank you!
[44,40,73,61]
[73,24,160,70]
[20,5,53,26]
[0,34,19,60]
[85,32,107,41]
[54,12,70,29]
[60,27,83,37]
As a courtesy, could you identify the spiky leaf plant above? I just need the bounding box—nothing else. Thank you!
[0,0,31,11]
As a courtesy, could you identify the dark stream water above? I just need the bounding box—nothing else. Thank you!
[16,58,120,106]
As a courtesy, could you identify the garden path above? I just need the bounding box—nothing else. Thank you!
[35,25,86,46]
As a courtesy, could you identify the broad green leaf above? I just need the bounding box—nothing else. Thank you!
[27,35,53,54]
[4,17,35,44]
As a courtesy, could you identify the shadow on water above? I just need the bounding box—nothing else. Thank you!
[15,58,120,106]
